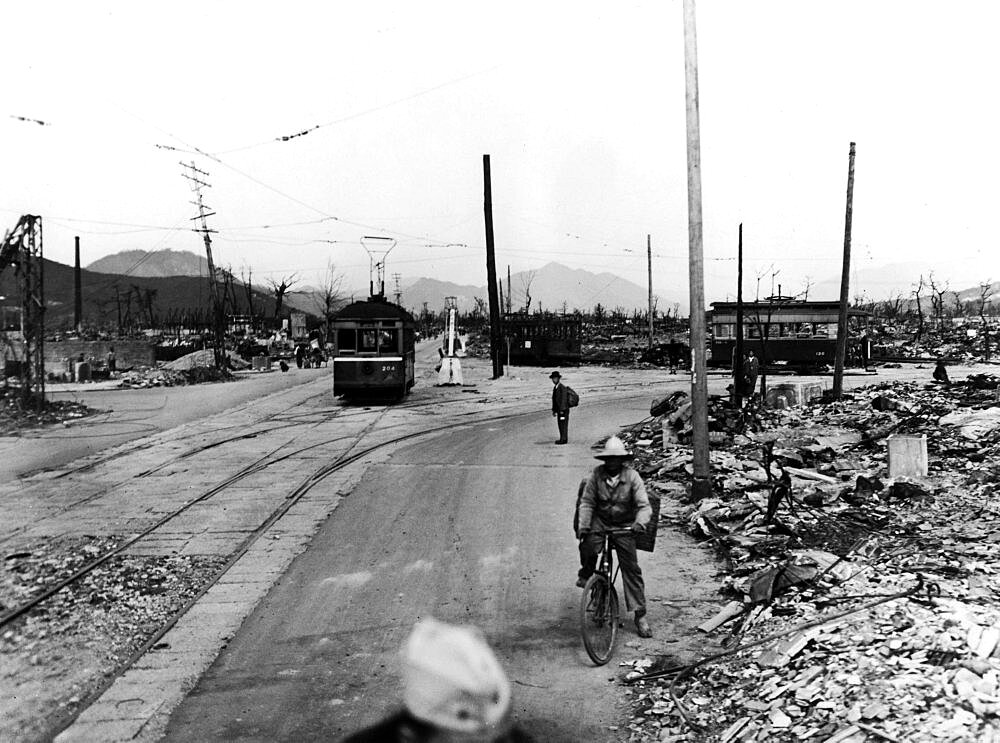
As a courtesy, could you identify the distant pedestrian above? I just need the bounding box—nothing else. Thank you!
[933,358,950,384]
[340,617,533,743]
[106,347,116,373]
[551,371,570,445]
[741,350,760,399]
[667,341,679,375]
[294,343,305,369]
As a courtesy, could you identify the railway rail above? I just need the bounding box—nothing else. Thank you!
[2,379,665,630]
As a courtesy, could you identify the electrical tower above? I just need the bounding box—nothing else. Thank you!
[181,162,225,369]
[0,215,45,408]
[392,273,402,305]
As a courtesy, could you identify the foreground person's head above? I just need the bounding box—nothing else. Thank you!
[401,618,514,742]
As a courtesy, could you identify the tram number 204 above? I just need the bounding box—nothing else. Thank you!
[382,365,396,373]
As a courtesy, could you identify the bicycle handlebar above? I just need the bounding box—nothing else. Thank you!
[586,527,638,536]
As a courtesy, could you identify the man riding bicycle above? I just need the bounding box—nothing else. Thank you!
[576,436,653,638]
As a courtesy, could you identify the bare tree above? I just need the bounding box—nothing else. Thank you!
[879,291,905,321]
[313,262,346,343]
[952,290,965,318]
[912,275,926,342]
[979,281,993,361]
[239,264,256,321]
[268,273,300,320]
[520,270,537,314]
[927,273,949,328]
[143,288,158,327]
[472,296,488,320]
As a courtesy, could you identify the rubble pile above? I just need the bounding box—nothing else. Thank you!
[870,319,997,364]
[0,388,95,435]
[620,374,1000,741]
[0,535,228,742]
[162,349,250,372]
[117,364,235,389]
[581,340,690,370]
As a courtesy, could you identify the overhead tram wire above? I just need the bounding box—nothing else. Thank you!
[212,65,502,156]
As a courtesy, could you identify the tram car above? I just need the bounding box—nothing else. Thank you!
[709,300,871,370]
[331,296,416,398]
[502,313,583,365]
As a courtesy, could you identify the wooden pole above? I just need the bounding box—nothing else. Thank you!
[833,142,856,397]
[683,0,711,498]
[647,234,654,349]
[507,265,512,314]
[734,223,744,407]
[483,155,503,378]
[74,236,82,332]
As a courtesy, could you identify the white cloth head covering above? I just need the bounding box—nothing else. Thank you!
[401,617,512,734]
[594,435,632,460]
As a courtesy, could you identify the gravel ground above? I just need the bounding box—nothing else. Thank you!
[1,536,226,742]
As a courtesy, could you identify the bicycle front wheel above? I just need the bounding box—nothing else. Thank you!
[580,574,620,665]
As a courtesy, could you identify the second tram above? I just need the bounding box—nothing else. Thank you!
[709,300,871,370]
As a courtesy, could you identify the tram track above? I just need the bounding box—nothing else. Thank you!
[0,396,554,631]
[2,367,681,742]
[1,374,672,630]
[2,378,663,631]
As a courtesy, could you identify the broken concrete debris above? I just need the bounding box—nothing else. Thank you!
[619,372,1000,741]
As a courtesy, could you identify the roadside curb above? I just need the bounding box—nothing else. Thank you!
[52,448,388,743]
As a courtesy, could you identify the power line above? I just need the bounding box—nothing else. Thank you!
[213,65,501,155]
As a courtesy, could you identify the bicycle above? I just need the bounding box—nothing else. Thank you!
[579,527,634,665]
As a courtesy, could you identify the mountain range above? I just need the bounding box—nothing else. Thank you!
[396,262,669,316]
[82,250,673,316]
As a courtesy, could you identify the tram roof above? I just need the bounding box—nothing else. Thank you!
[710,300,870,317]
[336,296,415,322]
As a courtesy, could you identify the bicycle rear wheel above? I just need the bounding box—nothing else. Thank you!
[580,574,620,665]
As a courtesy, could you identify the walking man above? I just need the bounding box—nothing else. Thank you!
[550,371,570,445]
[576,436,653,637]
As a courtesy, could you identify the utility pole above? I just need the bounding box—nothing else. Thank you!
[507,265,512,314]
[74,236,82,333]
[647,234,654,349]
[833,142,857,398]
[181,161,225,369]
[483,155,503,378]
[392,272,402,305]
[683,0,711,499]
[734,224,744,407]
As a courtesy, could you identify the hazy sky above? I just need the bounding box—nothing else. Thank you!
[4,1,999,309]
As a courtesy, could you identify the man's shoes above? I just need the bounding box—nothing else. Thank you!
[576,577,588,588]
[635,615,652,638]
[555,439,568,445]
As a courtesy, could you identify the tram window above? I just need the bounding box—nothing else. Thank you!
[748,324,761,339]
[337,329,357,352]
[795,323,813,337]
[359,330,378,352]
[379,328,399,352]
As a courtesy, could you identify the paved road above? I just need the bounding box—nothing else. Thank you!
[2,367,334,481]
[160,392,719,742]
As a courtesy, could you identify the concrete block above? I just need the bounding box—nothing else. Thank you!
[888,434,928,478]
[765,381,824,409]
